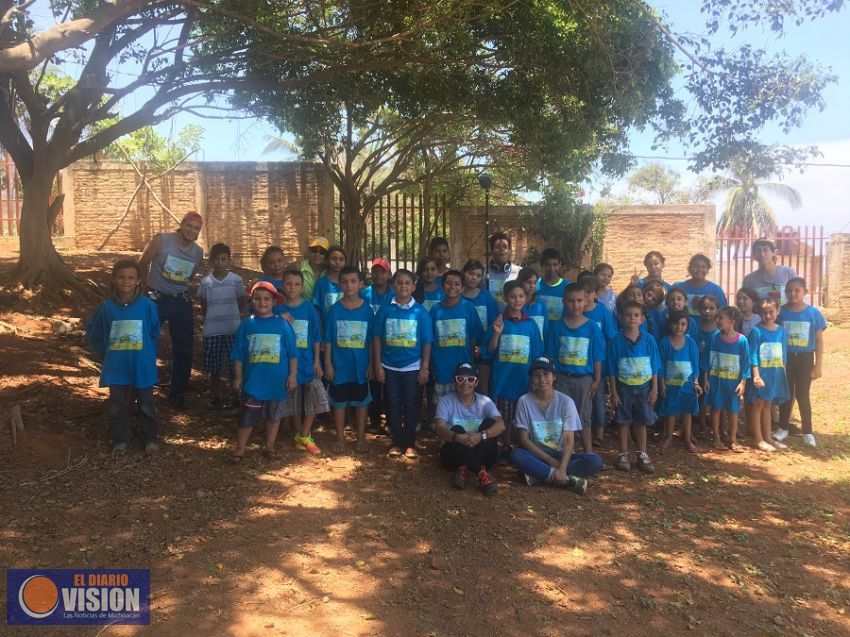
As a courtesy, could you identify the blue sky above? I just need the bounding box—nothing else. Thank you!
[156,2,850,232]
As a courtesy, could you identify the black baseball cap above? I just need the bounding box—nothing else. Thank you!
[453,362,479,378]
[528,356,555,375]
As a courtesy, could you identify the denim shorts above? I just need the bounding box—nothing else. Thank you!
[615,383,655,426]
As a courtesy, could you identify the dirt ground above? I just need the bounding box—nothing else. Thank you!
[1,252,849,637]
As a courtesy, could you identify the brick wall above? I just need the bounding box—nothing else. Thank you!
[450,203,715,289]
[826,233,850,324]
[63,160,335,267]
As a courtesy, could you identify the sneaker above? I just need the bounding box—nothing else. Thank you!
[637,451,655,474]
[302,435,321,454]
[802,434,816,447]
[111,443,128,454]
[452,466,470,490]
[567,476,588,495]
[523,473,540,486]
[616,452,631,471]
[294,434,307,450]
[144,442,159,454]
[477,468,498,495]
[772,428,789,442]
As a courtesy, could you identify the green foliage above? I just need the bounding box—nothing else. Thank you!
[521,179,606,270]
[627,163,683,204]
[102,125,204,172]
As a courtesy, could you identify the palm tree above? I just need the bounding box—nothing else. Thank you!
[701,154,802,234]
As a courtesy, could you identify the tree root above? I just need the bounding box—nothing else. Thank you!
[0,261,102,308]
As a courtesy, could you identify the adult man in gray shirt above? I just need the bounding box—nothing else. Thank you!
[742,238,797,305]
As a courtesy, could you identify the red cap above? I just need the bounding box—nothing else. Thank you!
[371,258,391,273]
[181,211,203,226]
[249,281,284,302]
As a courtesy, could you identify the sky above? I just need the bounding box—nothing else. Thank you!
[114,2,850,234]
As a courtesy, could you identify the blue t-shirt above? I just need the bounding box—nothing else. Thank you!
[544,318,605,376]
[646,306,666,341]
[746,324,790,403]
[360,285,395,315]
[282,300,322,384]
[230,315,298,401]
[584,301,618,341]
[778,304,826,354]
[312,275,343,317]
[419,287,445,313]
[488,316,542,400]
[430,299,483,384]
[525,298,549,345]
[708,332,751,382]
[673,279,728,317]
[374,301,434,369]
[536,278,568,321]
[87,296,160,388]
[659,335,700,390]
[324,300,374,385]
[695,324,720,374]
[606,331,661,389]
[462,289,499,362]
[655,308,699,342]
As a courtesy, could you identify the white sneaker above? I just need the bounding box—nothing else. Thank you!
[772,428,789,442]
[803,434,816,447]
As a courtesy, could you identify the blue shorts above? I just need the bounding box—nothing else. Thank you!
[328,382,372,409]
[615,383,655,426]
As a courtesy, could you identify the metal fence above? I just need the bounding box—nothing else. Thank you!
[336,190,449,272]
[715,225,828,307]
[0,149,64,237]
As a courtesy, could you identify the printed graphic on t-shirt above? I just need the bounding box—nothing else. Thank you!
[498,334,531,364]
[292,319,309,350]
[784,321,810,348]
[755,285,785,304]
[247,333,281,364]
[530,419,564,450]
[558,336,589,367]
[531,315,544,340]
[162,254,195,282]
[436,318,467,348]
[336,320,368,348]
[423,299,439,312]
[453,417,481,433]
[618,356,652,385]
[324,292,342,312]
[665,360,692,386]
[759,342,784,368]
[385,318,418,348]
[108,320,143,351]
[488,278,505,304]
[710,351,740,379]
[475,305,488,330]
[541,295,563,321]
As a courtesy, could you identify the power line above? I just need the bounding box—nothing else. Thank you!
[632,155,850,168]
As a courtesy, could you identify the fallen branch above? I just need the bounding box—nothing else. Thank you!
[19,451,88,486]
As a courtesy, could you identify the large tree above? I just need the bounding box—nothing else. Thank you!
[0,0,844,292]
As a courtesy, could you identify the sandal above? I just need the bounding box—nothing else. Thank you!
[712,441,728,451]
[592,437,604,449]
[728,443,744,453]
[403,447,419,459]
[388,446,403,457]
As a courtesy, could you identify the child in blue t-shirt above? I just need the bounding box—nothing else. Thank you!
[774,277,826,447]
[87,259,161,454]
[579,272,617,446]
[230,281,298,462]
[545,283,604,453]
[747,298,789,452]
[487,280,542,451]
[414,256,445,311]
[674,253,727,317]
[430,270,483,401]
[461,259,499,395]
[657,310,702,453]
[694,294,721,437]
[198,243,246,408]
[518,267,548,344]
[361,258,394,314]
[705,306,752,452]
[312,245,346,319]
[594,263,617,312]
[374,269,433,458]
[642,280,666,341]
[656,286,699,342]
[280,269,328,455]
[326,266,374,451]
[537,248,569,322]
[606,300,661,473]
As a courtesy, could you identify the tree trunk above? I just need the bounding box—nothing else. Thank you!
[7,167,86,294]
[340,193,366,269]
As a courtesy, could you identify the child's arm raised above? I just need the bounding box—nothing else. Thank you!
[488,315,503,353]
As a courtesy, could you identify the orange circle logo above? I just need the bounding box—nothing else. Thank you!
[19,575,59,618]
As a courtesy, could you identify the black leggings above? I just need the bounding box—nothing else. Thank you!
[439,421,499,473]
[779,351,815,434]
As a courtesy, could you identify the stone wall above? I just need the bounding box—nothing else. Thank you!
[449,203,715,289]
[61,160,335,267]
[826,234,850,324]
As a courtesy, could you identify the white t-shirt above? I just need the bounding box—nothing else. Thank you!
[435,392,501,434]
[197,272,245,337]
[514,390,580,452]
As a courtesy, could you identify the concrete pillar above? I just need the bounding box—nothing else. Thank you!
[826,233,850,324]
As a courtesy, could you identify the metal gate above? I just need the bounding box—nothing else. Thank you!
[715,225,828,306]
[0,149,64,237]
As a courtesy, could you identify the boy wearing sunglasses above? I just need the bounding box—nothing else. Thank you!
[434,363,505,495]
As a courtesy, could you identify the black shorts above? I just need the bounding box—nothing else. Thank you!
[328,382,372,408]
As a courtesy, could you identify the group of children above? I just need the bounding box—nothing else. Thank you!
[88,233,826,482]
